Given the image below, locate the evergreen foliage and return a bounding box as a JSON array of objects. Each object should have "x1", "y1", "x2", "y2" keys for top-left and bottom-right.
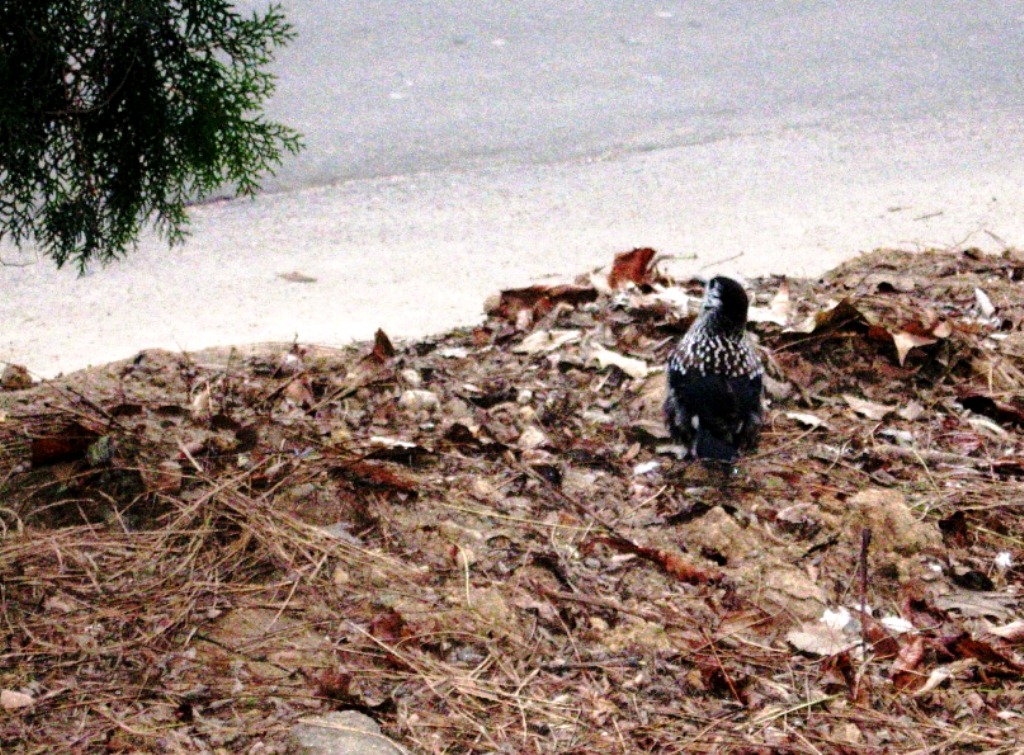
[{"x1": 0, "y1": 0, "x2": 302, "y2": 270}]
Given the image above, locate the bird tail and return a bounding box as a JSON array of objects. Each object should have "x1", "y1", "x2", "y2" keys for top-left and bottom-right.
[{"x1": 694, "y1": 427, "x2": 739, "y2": 461}]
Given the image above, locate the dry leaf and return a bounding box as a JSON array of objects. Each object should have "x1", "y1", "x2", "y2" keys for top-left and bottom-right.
[
  {"x1": 986, "y1": 620, "x2": 1024, "y2": 643},
  {"x1": 786, "y1": 299, "x2": 866, "y2": 334},
  {"x1": 485, "y1": 284, "x2": 597, "y2": 321},
  {"x1": 897, "y1": 401, "x2": 926, "y2": 421},
  {"x1": 842, "y1": 394, "x2": 896, "y2": 421},
  {"x1": 517, "y1": 426, "x2": 549, "y2": 450},
  {"x1": 371, "y1": 328, "x2": 395, "y2": 361},
  {"x1": 513, "y1": 329, "x2": 581, "y2": 354},
  {"x1": 913, "y1": 659, "x2": 977, "y2": 697},
  {"x1": 890, "y1": 635, "x2": 925, "y2": 677},
  {"x1": 30, "y1": 422, "x2": 101, "y2": 467},
  {"x1": 934, "y1": 591, "x2": 1017, "y2": 621},
  {"x1": 786, "y1": 623, "x2": 856, "y2": 657},
  {"x1": 748, "y1": 279, "x2": 791, "y2": 325},
  {"x1": 974, "y1": 287, "x2": 996, "y2": 317},
  {"x1": 607, "y1": 247, "x2": 656, "y2": 289},
  {"x1": 283, "y1": 378, "x2": 316, "y2": 408},
  {"x1": 784, "y1": 411, "x2": 830, "y2": 429},
  {"x1": 891, "y1": 330, "x2": 939, "y2": 365},
  {"x1": 588, "y1": 345, "x2": 648, "y2": 379},
  {"x1": 191, "y1": 384, "x2": 213, "y2": 418}
]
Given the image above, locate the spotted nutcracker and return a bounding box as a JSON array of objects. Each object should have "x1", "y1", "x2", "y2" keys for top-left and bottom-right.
[{"x1": 664, "y1": 276, "x2": 764, "y2": 461}]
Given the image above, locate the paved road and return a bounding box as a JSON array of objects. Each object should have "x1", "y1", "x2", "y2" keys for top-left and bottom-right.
[{"x1": 4, "y1": 1, "x2": 1024, "y2": 376}]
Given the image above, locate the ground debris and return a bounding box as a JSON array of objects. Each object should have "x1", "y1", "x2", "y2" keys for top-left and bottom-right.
[{"x1": 2, "y1": 247, "x2": 1023, "y2": 752}]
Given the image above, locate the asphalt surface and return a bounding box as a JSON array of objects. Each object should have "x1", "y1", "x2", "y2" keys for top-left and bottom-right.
[{"x1": 3, "y1": 1, "x2": 1024, "y2": 377}]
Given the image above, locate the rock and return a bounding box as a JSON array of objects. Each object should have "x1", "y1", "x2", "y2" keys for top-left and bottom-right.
[
  {"x1": 1, "y1": 689, "x2": 35, "y2": 711},
  {"x1": 290, "y1": 711, "x2": 405, "y2": 755}
]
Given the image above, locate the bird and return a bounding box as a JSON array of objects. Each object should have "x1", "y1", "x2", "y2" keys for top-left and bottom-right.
[{"x1": 664, "y1": 276, "x2": 764, "y2": 461}]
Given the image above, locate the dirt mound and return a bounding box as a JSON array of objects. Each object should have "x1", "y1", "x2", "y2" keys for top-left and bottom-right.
[{"x1": 2, "y1": 247, "x2": 1023, "y2": 752}]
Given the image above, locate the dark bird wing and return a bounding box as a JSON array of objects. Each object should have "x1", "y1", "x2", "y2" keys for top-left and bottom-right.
[{"x1": 664, "y1": 362, "x2": 763, "y2": 461}]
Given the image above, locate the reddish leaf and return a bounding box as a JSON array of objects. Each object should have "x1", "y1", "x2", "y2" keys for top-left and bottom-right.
[
  {"x1": 607, "y1": 247, "x2": 657, "y2": 289},
  {"x1": 859, "y1": 612, "x2": 900, "y2": 659},
  {"x1": 30, "y1": 422, "x2": 100, "y2": 467},
  {"x1": 949, "y1": 634, "x2": 1024, "y2": 673},
  {"x1": 890, "y1": 635, "x2": 926, "y2": 678},
  {"x1": 938, "y1": 510, "x2": 970, "y2": 547},
  {"x1": 332, "y1": 461, "x2": 419, "y2": 494},
  {"x1": 370, "y1": 608, "x2": 407, "y2": 645},
  {"x1": 370, "y1": 328, "x2": 395, "y2": 362},
  {"x1": 822, "y1": 650, "x2": 870, "y2": 703}
]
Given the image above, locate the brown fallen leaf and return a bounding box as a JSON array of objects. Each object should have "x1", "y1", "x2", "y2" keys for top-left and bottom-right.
[
  {"x1": 588, "y1": 344, "x2": 649, "y2": 379},
  {"x1": 786, "y1": 299, "x2": 867, "y2": 335},
  {"x1": 607, "y1": 247, "x2": 657, "y2": 289},
  {"x1": 891, "y1": 330, "x2": 939, "y2": 366},
  {"x1": 890, "y1": 635, "x2": 926, "y2": 679},
  {"x1": 332, "y1": 460, "x2": 419, "y2": 494},
  {"x1": 842, "y1": 394, "x2": 896, "y2": 421},
  {"x1": 485, "y1": 284, "x2": 597, "y2": 323},
  {"x1": 283, "y1": 377, "x2": 316, "y2": 408},
  {"x1": 985, "y1": 620, "x2": 1024, "y2": 643},
  {"x1": 786, "y1": 620, "x2": 857, "y2": 657},
  {"x1": 513, "y1": 329, "x2": 581, "y2": 354},
  {"x1": 30, "y1": 421, "x2": 100, "y2": 467},
  {"x1": 371, "y1": 328, "x2": 395, "y2": 362},
  {"x1": 948, "y1": 633, "x2": 1024, "y2": 673}
]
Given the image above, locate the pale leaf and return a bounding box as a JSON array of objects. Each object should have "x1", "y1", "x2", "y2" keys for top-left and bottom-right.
[
  {"x1": 842, "y1": 394, "x2": 896, "y2": 421},
  {"x1": 975, "y1": 287, "x2": 996, "y2": 317},
  {"x1": 513, "y1": 329, "x2": 581, "y2": 354},
  {"x1": 891, "y1": 330, "x2": 938, "y2": 365},
  {"x1": 786, "y1": 623, "x2": 856, "y2": 657},
  {"x1": 986, "y1": 619, "x2": 1024, "y2": 642},
  {"x1": 784, "y1": 411, "x2": 830, "y2": 429},
  {"x1": 588, "y1": 345, "x2": 649, "y2": 379}
]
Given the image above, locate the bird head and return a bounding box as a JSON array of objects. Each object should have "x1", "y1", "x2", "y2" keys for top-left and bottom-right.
[{"x1": 700, "y1": 276, "x2": 749, "y2": 331}]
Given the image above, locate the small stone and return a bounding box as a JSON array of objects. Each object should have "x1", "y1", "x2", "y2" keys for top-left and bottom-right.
[
  {"x1": 291, "y1": 710, "x2": 404, "y2": 755},
  {"x1": 1, "y1": 690, "x2": 35, "y2": 711}
]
